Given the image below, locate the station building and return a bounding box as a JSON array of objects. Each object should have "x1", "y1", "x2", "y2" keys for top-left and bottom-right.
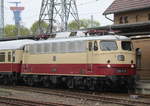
[{"x1": 103, "y1": 0, "x2": 150, "y2": 94}]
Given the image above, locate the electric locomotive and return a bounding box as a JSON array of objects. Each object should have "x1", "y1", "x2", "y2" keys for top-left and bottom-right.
[
  {"x1": 20, "y1": 32, "x2": 136, "y2": 91},
  {"x1": 0, "y1": 31, "x2": 136, "y2": 91}
]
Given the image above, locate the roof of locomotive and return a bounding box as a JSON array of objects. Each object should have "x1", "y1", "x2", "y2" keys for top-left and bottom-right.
[
  {"x1": 0, "y1": 35, "x2": 130, "y2": 50},
  {"x1": 0, "y1": 39, "x2": 36, "y2": 50},
  {"x1": 33, "y1": 35, "x2": 130, "y2": 44}
]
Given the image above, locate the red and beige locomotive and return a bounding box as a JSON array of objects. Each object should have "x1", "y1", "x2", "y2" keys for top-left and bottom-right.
[{"x1": 0, "y1": 31, "x2": 136, "y2": 91}]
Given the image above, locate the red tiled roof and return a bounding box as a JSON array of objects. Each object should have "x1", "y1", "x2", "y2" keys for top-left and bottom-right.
[{"x1": 103, "y1": 0, "x2": 150, "y2": 15}]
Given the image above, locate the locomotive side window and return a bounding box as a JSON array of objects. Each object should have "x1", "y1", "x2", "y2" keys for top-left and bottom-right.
[
  {"x1": 0, "y1": 52, "x2": 5, "y2": 62},
  {"x1": 77, "y1": 41, "x2": 86, "y2": 52},
  {"x1": 29, "y1": 45, "x2": 36, "y2": 54},
  {"x1": 28, "y1": 41, "x2": 86, "y2": 54},
  {"x1": 24, "y1": 45, "x2": 29, "y2": 53},
  {"x1": 44, "y1": 43, "x2": 50, "y2": 53},
  {"x1": 88, "y1": 42, "x2": 93, "y2": 51},
  {"x1": 52, "y1": 43, "x2": 57, "y2": 53},
  {"x1": 60, "y1": 42, "x2": 66, "y2": 53},
  {"x1": 100, "y1": 41, "x2": 117, "y2": 51},
  {"x1": 36, "y1": 44, "x2": 42, "y2": 53},
  {"x1": 68, "y1": 42, "x2": 75, "y2": 52},
  {"x1": 121, "y1": 41, "x2": 132, "y2": 51},
  {"x1": 94, "y1": 41, "x2": 98, "y2": 51}
]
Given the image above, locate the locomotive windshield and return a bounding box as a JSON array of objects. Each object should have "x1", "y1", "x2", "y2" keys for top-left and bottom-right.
[
  {"x1": 100, "y1": 41, "x2": 118, "y2": 51},
  {"x1": 121, "y1": 41, "x2": 132, "y2": 51}
]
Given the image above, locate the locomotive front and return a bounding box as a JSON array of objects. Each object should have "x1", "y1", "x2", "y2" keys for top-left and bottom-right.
[{"x1": 91, "y1": 36, "x2": 136, "y2": 91}]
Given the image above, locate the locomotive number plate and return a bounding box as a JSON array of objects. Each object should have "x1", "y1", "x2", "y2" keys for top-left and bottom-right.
[{"x1": 116, "y1": 69, "x2": 127, "y2": 73}]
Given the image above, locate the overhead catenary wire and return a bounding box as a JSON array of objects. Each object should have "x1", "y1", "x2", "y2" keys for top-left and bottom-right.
[{"x1": 77, "y1": 0, "x2": 100, "y2": 6}]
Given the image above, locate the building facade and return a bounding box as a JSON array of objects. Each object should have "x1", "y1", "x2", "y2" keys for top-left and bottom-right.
[
  {"x1": 103, "y1": 0, "x2": 150, "y2": 80},
  {"x1": 103, "y1": 0, "x2": 150, "y2": 25},
  {"x1": 114, "y1": 9, "x2": 150, "y2": 24}
]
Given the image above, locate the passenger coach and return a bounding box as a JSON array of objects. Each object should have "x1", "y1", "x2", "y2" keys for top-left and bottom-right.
[{"x1": 0, "y1": 40, "x2": 35, "y2": 84}]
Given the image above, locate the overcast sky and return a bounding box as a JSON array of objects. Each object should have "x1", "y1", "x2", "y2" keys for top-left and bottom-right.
[{"x1": 4, "y1": 0, "x2": 114, "y2": 28}]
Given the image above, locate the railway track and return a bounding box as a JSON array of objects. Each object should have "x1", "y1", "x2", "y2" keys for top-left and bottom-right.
[
  {"x1": 1, "y1": 85, "x2": 150, "y2": 106},
  {"x1": 0, "y1": 96, "x2": 73, "y2": 106}
]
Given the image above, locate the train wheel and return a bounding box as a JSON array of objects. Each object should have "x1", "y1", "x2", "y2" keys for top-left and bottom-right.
[
  {"x1": 89, "y1": 80, "x2": 95, "y2": 90},
  {"x1": 67, "y1": 78, "x2": 74, "y2": 89},
  {"x1": 86, "y1": 78, "x2": 92, "y2": 90},
  {"x1": 43, "y1": 80, "x2": 50, "y2": 88},
  {"x1": 3, "y1": 75, "x2": 10, "y2": 85},
  {"x1": 28, "y1": 78, "x2": 34, "y2": 86}
]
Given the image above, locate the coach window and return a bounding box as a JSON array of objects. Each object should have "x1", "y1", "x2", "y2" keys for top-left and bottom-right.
[
  {"x1": 12, "y1": 51, "x2": 15, "y2": 62},
  {"x1": 8, "y1": 52, "x2": 11, "y2": 62},
  {"x1": 94, "y1": 41, "x2": 98, "y2": 51},
  {"x1": 88, "y1": 42, "x2": 93, "y2": 51},
  {"x1": 0, "y1": 52, "x2": 5, "y2": 62}
]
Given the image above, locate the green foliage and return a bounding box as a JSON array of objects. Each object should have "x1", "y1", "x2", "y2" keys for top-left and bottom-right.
[
  {"x1": 5, "y1": 25, "x2": 16, "y2": 37},
  {"x1": 4, "y1": 25, "x2": 30, "y2": 37},
  {"x1": 19, "y1": 26, "x2": 30, "y2": 36},
  {"x1": 68, "y1": 19, "x2": 100, "y2": 30},
  {"x1": 30, "y1": 21, "x2": 48, "y2": 35}
]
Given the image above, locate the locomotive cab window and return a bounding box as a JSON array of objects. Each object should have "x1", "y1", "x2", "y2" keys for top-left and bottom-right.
[
  {"x1": 94, "y1": 41, "x2": 98, "y2": 51},
  {"x1": 100, "y1": 41, "x2": 117, "y2": 51},
  {"x1": 88, "y1": 42, "x2": 93, "y2": 51},
  {"x1": 121, "y1": 41, "x2": 132, "y2": 51}
]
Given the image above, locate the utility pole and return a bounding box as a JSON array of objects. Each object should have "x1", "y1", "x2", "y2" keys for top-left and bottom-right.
[
  {"x1": 91, "y1": 15, "x2": 94, "y2": 27},
  {"x1": 39, "y1": 0, "x2": 79, "y2": 34},
  {"x1": 0, "y1": 0, "x2": 4, "y2": 38}
]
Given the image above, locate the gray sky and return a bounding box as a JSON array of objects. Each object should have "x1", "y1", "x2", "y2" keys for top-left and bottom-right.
[{"x1": 4, "y1": 0, "x2": 114, "y2": 28}]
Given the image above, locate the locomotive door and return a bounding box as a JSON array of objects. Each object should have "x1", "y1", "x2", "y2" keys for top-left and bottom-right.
[
  {"x1": 87, "y1": 41, "x2": 93, "y2": 72},
  {"x1": 11, "y1": 51, "x2": 16, "y2": 73}
]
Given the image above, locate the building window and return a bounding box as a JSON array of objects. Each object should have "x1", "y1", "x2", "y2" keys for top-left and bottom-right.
[
  {"x1": 119, "y1": 16, "x2": 128, "y2": 24},
  {"x1": 0, "y1": 52, "x2": 5, "y2": 62},
  {"x1": 136, "y1": 15, "x2": 139, "y2": 22},
  {"x1": 124, "y1": 16, "x2": 128, "y2": 23},
  {"x1": 148, "y1": 14, "x2": 150, "y2": 20},
  {"x1": 119, "y1": 16, "x2": 123, "y2": 24}
]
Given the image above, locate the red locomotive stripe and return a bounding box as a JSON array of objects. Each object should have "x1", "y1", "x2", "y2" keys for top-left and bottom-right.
[
  {"x1": 0, "y1": 63, "x2": 136, "y2": 76},
  {"x1": 21, "y1": 64, "x2": 136, "y2": 76},
  {"x1": 0, "y1": 63, "x2": 21, "y2": 73}
]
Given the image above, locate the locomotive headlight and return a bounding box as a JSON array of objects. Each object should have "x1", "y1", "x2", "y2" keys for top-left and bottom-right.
[
  {"x1": 117, "y1": 55, "x2": 125, "y2": 61},
  {"x1": 107, "y1": 64, "x2": 111, "y2": 68},
  {"x1": 131, "y1": 65, "x2": 134, "y2": 68}
]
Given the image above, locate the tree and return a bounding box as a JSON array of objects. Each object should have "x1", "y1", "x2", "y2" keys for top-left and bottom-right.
[
  {"x1": 68, "y1": 19, "x2": 100, "y2": 30},
  {"x1": 4, "y1": 25, "x2": 30, "y2": 37},
  {"x1": 30, "y1": 21, "x2": 48, "y2": 35},
  {"x1": 19, "y1": 26, "x2": 30, "y2": 36}
]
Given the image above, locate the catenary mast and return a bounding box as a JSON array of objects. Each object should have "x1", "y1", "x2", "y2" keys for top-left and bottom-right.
[{"x1": 39, "y1": 0, "x2": 79, "y2": 34}]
